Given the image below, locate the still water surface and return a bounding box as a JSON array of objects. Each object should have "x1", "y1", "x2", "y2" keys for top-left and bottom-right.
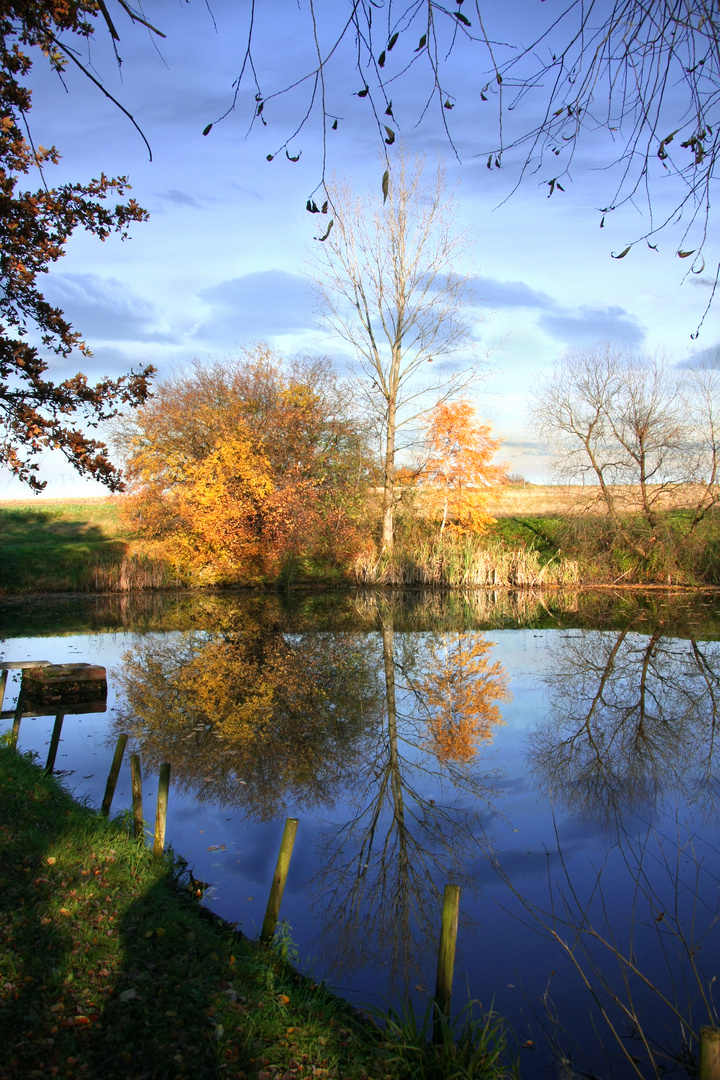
[{"x1": 2, "y1": 588, "x2": 719, "y2": 1078}]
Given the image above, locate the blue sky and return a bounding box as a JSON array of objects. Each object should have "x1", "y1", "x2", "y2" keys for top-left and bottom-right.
[{"x1": 3, "y1": 0, "x2": 718, "y2": 496}]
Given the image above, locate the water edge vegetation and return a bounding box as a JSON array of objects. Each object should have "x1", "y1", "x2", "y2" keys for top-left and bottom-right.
[{"x1": 3, "y1": 485, "x2": 720, "y2": 595}]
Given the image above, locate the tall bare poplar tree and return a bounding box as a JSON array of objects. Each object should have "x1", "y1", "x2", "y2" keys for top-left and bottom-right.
[{"x1": 312, "y1": 151, "x2": 481, "y2": 551}]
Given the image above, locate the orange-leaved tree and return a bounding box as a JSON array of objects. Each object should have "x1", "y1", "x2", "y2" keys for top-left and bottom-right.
[
  {"x1": 170, "y1": 433, "x2": 275, "y2": 582},
  {"x1": 422, "y1": 400, "x2": 508, "y2": 536},
  {"x1": 416, "y1": 633, "x2": 510, "y2": 764},
  {"x1": 116, "y1": 346, "x2": 374, "y2": 582}
]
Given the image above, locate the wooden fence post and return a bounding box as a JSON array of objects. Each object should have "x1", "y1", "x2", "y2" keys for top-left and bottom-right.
[
  {"x1": 153, "y1": 763, "x2": 171, "y2": 857},
  {"x1": 700, "y1": 1027, "x2": 720, "y2": 1080},
  {"x1": 433, "y1": 883, "x2": 461, "y2": 1044},
  {"x1": 101, "y1": 733, "x2": 128, "y2": 816},
  {"x1": 44, "y1": 712, "x2": 66, "y2": 773},
  {"x1": 261, "y1": 817, "x2": 299, "y2": 943},
  {"x1": 130, "y1": 754, "x2": 144, "y2": 840},
  {"x1": 10, "y1": 689, "x2": 24, "y2": 748}
]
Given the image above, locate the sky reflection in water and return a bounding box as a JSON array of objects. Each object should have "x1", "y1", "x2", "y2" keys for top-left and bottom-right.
[{"x1": 2, "y1": 590, "x2": 719, "y2": 1079}]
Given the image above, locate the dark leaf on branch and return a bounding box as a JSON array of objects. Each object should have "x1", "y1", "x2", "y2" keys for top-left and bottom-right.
[
  {"x1": 384, "y1": 126, "x2": 395, "y2": 145},
  {"x1": 387, "y1": 32, "x2": 399, "y2": 51},
  {"x1": 203, "y1": 123, "x2": 213, "y2": 136},
  {"x1": 317, "y1": 219, "x2": 334, "y2": 242},
  {"x1": 657, "y1": 130, "x2": 679, "y2": 159},
  {"x1": 378, "y1": 50, "x2": 386, "y2": 68},
  {"x1": 382, "y1": 169, "x2": 389, "y2": 202},
  {"x1": 286, "y1": 149, "x2": 302, "y2": 162},
  {"x1": 415, "y1": 34, "x2": 426, "y2": 51},
  {"x1": 612, "y1": 246, "x2": 633, "y2": 259}
]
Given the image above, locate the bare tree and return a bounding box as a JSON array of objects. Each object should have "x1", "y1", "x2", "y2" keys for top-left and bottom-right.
[
  {"x1": 530, "y1": 342, "x2": 720, "y2": 551},
  {"x1": 680, "y1": 362, "x2": 720, "y2": 529},
  {"x1": 606, "y1": 356, "x2": 685, "y2": 529},
  {"x1": 529, "y1": 342, "x2": 629, "y2": 532},
  {"x1": 311, "y1": 150, "x2": 482, "y2": 551}
]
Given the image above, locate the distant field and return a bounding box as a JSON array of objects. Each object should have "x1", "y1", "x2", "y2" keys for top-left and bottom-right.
[{"x1": 485, "y1": 483, "x2": 717, "y2": 518}]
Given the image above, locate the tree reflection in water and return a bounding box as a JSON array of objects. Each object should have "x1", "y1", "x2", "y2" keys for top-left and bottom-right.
[
  {"x1": 310, "y1": 605, "x2": 509, "y2": 988},
  {"x1": 113, "y1": 624, "x2": 384, "y2": 818},
  {"x1": 494, "y1": 619, "x2": 720, "y2": 1076},
  {"x1": 113, "y1": 605, "x2": 510, "y2": 988},
  {"x1": 528, "y1": 626, "x2": 720, "y2": 827}
]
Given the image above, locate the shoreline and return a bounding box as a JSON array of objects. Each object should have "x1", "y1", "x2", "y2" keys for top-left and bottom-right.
[{"x1": 1, "y1": 743, "x2": 515, "y2": 1080}]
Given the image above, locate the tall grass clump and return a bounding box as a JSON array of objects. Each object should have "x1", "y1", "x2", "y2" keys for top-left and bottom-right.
[
  {"x1": 90, "y1": 552, "x2": 180, "y2": 592},
  {"x1": 379, "y1": 998, "x2": 517, "y2": 1080},
  {"x1": 355, "y1": 533, "x2": 580, "y2": 588}
]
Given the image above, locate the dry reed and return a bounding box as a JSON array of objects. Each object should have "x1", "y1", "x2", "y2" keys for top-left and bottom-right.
[
  {"x1": 354, "y1": 537, "x2": 580, "y2": 588},
  {"x1": 91, "y1": 554, "x2": 174, "y2": 592}
]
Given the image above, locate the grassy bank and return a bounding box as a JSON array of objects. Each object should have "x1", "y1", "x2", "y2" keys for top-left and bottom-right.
[
  {"x1": 3, "y1": 491, "x2": 720, "y2": 592},
  {"x1": 0, "y1": 742, "x2": 514, "y2": 1080},
  {"x1": 0, "y1": 500, "x2": 178, "y2": 594},
  {"x1": 0, "y1": 500, "x2": 130, "y2": 593}
]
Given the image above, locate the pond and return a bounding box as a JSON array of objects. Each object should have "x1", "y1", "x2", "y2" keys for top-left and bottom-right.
[{"x1": 2, "y1": 587, "x2": 719, "y2": 1079}]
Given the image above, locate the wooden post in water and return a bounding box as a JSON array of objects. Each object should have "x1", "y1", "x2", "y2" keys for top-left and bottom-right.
[
  {"x1": 44, "y1": 712, "x2": 66, "y2": 773},
  {"x1": 130, "y1": 754, "x2": 144, "y2": 840},
  {"x1": 101, "y1": 733, "x2": 128, "y2": 816},
  {"x1": 10, "y1": 689, "x2": 24, "y2": 748},
  {"x1": 0, "y1": 669, "x2": 8, "y2": 712},
  {"x1": 261, "y1": 817, "x2": 299, "y2": 943},
  {"x1": 700, "y1": 1027, "x2": 720, "y2": 1080},
  {"x1": 433, "y1": 883, "x2": 461, "y2": 1044},
  {"x1": 153, "y1": 763, "x2": 171, "y2": 857}
]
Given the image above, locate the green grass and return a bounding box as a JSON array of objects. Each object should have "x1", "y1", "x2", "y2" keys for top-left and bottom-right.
[
  {"x1": 0, "y1": 501, "x2": 130, "y2": 593},
  {"x1": 0, "y1": 742, "x2": 516, "y2": 1080},
  {"x1": 485, "y1": 516, "x2": 563, "y2": 559},
  {"x1": 380, "y1": 999, "x2": 516, "y2": 1080}
]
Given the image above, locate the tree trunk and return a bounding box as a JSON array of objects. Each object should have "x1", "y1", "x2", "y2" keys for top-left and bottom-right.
[{"x1": 381, "y1": 396, "x2": 397, "y2": 552}]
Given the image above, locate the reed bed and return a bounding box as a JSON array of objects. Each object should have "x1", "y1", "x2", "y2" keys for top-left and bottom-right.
[
  {"x1": 91, "y1": 553, "x2": 177, "y2": 592},
  {"x1": 354, "y1": 537, "x2": 580, "y2": 588}
]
